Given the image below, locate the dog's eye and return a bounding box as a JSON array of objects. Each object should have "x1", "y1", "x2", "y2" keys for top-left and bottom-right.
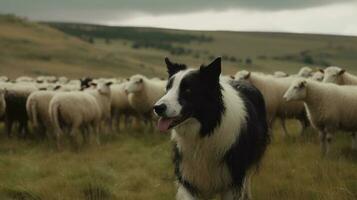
[{"x1": 184, "y1": 88, "x2": 191, "y2": 94}]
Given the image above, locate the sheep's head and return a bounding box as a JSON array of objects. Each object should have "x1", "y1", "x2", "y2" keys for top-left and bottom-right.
[
  {"x1": 125, "y1": 75, "x2": 145, "y2": 93},
  {"x1": 298, "y1": 66, "x2": 313, "y2": 78},
  {"x1": 234, "y1": 70, "x2": 251, "y2": 81},
  {"x1": 311, "y1": 70, "x2": 324, "y2": 82},
  {"x1": 283, "y1": 80, "x2": 307, "y2": 101},
  {"x1": 96, "y1": 82, "x2": 112, "y2": 95},
  {"x1": 323, "y1": 66, "x2": 345, "y2": 84}
]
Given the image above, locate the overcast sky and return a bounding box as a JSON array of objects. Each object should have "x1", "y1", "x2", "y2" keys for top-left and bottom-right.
[{"x1": 1, "y1": 0, "x2": 357, "y2": 36}]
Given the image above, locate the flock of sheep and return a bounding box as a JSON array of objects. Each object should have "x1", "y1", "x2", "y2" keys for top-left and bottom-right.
[
  {"x1": 235, "y1": 66, "x2": 357, "y2": 156},
  {"x1": 0, "y1": 75, "x2": 166, "y2": 149},
  {"x1": 0, "y1": 65, "x2": 356, "y2": 155}
]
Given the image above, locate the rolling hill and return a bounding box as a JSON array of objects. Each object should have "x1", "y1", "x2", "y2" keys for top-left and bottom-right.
[{"x1": 1, "y1": 14, "x2": 357, "y2": 79}]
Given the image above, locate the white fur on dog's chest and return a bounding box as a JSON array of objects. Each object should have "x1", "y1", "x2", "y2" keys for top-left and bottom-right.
[{"x1": 179, "y1": 144, "x2": 232, "y2": 196}]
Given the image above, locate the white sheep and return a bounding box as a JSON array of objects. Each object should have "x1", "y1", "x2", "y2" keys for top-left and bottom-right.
[
  {"x1": 235, "y1": 70, "x2": 309, "y2": 136},
  {"x1": 26, "y1": 90, "x2": 57, "y2": 139},
  {"x1": 16, "y1": 76, "x2": 34, "y2": 83},
  {"x1": 58, "y1": 76, "x2": 69, "y2": 84},
  {"x1": 125, "y1": 74, "x2": 166, "y2": 125},
  {"x1": 86, "y1": 82, "x2": 113, "y2": 131},
  {"x1": 49, "y1": 82, "x2": 111, "y2": 148},
  {"x1": 323, "y1": 66, "x2": 357, "y2": 85},
  {"x1": 310, "y1": 70, "x2": 324, "y2": 82},
  {"x1": 274, "y1": 71, "x2": 289, "y2": 78},
  {"x1": 283, "y1": 80, "x2": 357, "y2": 155},
  {"x1": 0, "y1": 76, "x2": 9, "y2": 82},
  {"x1": 110, "y1": 82, "x2": 137, "y2": 131},
  {"x1": 297, "y1": 66, "x2": 313, "y2": 78}
]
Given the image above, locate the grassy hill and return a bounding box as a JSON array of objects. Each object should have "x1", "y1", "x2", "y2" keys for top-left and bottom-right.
[
  {"x1": 1, "y1": 15, "x2": 357, "y2": 79},
  {"x1": 46, "y1": 22, "x2": 357, "y2": 76},
  {"x1": 0, "y1": 15, "x2": 160, "y2": 78}
]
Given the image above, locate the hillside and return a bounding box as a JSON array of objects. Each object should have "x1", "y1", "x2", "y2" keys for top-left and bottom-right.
[
  {"x1": 1, "y1": 15, "x2": 357, "y2": 79},
  {"x1": 0, "y1": 15, "x2": 157, "y2": 78},
  {"x1": 47, "y1": 22, "x2": 357, "y2": 76}
]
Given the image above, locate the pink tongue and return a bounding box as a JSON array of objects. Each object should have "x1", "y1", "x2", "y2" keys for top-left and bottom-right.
[{"x1": 157, "y1": 117, "x2": 174, "y2": 132}]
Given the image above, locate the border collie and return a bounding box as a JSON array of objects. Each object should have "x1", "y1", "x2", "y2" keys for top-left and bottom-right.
[{"x1": 154, "y1": 57, "x2": 269, "y2": 200}]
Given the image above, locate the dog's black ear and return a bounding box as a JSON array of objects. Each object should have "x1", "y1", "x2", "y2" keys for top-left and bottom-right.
[
  {"x1": 200, "y1": 57, "x2": 221, "y2": 82},
  {"x1": 165, "y1": 57, "x2": 186, "y2": 77}
]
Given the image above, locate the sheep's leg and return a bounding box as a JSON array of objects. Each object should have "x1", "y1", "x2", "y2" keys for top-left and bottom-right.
[
  {"x1": 23, "y1": 122, "x2": 30, "y2": 139},
  {"x1": 81, "y1": 126, "x2": 89, "y2": 145},
  {"x1": 116, "y1": 113, "x2": 121, "y2": 132},
  {"x1": 68, "y1": 124, "x2": 80, "y2": 151},
  {"x1": 320, "y1": 131, "x2": 332, "y2": 156},
  {"x1": 38, "y1": 124, "x2": 47, "y2": 140},
  {"x1": 92, "y1": 123, "x2": 101, "y2": 145},
  {"x1": 352, "y1": 132, "x2": 357, "y2": 150},
  {"x1": 55, "y1": 130, "x2": 62, "y2": 150},
  {"x1": 124, "y1": 113, "x2": 130, "y2": 129},
  {"x1": 299, "y1": 116, "x2": 309, "y2": 136},
  {"x1": 319, "y1": 131, "x2": 327, "y2": 156},
  {"x1": 5, "y1": 119, "x2": 13, "y2": 138},
  {"x1": 18, "y1": 121, "x2": 27, "y2": 139},
  {"x1": 279, "y1": 118, "x2": 289, "y2": 136}
]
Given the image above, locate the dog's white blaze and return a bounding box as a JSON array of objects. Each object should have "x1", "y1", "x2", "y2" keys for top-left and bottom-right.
[
  {"x1": 155, "y1": 69, "x2": 194, "y2": 117},
  {"x1": 172, "y1": 79, "x2": 247, "y2": 198},
  {"x1": 176, "y1": 185, "x2": 196, "y2": 200}
]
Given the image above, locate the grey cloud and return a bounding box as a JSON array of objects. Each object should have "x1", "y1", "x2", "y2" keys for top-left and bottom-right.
[{"x1": 0, "y1": 0, "x2": 353, "y2": 23}]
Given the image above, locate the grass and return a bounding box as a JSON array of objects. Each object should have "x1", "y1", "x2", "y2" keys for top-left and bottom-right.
[
  {"x1": 2, "y1": 15, "x2": 357, "y2": 79},
  {"x1": 0, "y1": 121, "x2": 355, "y2": 200}
]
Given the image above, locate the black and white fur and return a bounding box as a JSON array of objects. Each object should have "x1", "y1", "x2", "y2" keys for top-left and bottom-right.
[{"x1": 154, "y1": 57, "x2": 269, "y2": 200}]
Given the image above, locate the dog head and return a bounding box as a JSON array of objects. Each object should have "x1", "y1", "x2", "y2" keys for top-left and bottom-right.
[{"x1": 154, "y1": 57, "x2": 224, "y2": 135}]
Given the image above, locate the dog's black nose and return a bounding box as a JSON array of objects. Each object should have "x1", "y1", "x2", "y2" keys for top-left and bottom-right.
[{"x1": 154, "y1": 104, "x2": 167, "y2": 116}]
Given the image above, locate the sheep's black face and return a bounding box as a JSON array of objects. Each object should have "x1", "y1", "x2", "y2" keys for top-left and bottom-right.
[{"x1": 154, "y1": 57, "x2": 225, "y2": 136}]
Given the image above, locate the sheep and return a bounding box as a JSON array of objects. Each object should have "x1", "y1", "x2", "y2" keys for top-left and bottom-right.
[
  {"x1": 37, "y1": 76, "x2": 57, "y2": 83},
  {"x1": 110, "y1": 81, "x2": 137, "y2": 131},
  {"x1": 16, "y1": 76, "x2": 34, "y2": 83},
  {"x1": 49, "y1": 82, "x2": 111, "y2": 148},
  {"x1": 297, "y1": 66, "x2": 313, "y2": 78},
  {"x1": 125, "y1": 74, "x2": 166, "y2": 126},
  {"x1": 58, "y1": 76, "x2": 69, "y2": 84},
  {"x1": 26, "y1": 90, "x2": 57, "y2": 139},
  {"x1": 323, "y1": 66, "x2": 357, "y2": 85},
  {"x1": 283, "y1": 80, "x2": 357, "y2": 155},
  {"x1": 86, "y1": 82, "x2": 113, "y2": 132},
  {"x1": 274, "y1": 71, "x2": 289, "y2": 78},
  {"x1": 56, "y1": 83, "x2": 80, "y2": 91},
  {"x1": 3, "y1": 84, "x2": 37, "y2": 137},
  {"x1": 310, "y1": 70, "x2": 324, "y2": 82},
  {"x1": 0, "y1": 76, "x2": 9, "y2": 82},
  {"x1": 235, "y1": 70, "x2": 309, "y2": 136}
]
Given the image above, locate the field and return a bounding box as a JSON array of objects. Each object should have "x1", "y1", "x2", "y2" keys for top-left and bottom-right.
[
  {"x1": 0, "y1": 122, "x2": 356, "y2": 200},
  {"x1": 0, "y1": 14, "x2": 356, "y2": 200}
]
